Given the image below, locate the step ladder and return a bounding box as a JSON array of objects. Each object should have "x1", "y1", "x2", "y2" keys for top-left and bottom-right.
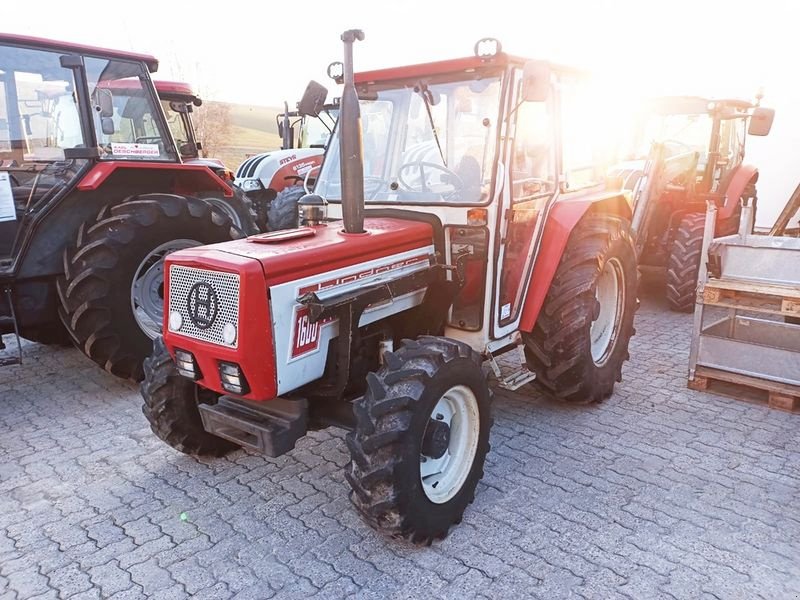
[
  {"x1": 0, "y1": 286, "x2": 21, "y2": 367},
  {"x1": 486, "y1": 344, "x2": 536, "y2": 391}
]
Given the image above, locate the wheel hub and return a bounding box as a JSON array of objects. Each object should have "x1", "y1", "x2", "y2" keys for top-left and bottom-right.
[
  {"x1": 131, "y1": 239, "x2": 202, "y2": 340},
  {"x1": 419, "y1": 385, "x2": 480, "y2": 504},
  {"x1": 590, "y1": 257, "x2": 625, "y2": 366},
  {"x1": 421, "y1": 419, "x2": 451, "y2": 459}
]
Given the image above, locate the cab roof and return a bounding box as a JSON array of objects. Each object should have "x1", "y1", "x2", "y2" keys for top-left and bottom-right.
[
  {"x1": 354, "y1": 53, "x2": 585, "y2": 84},
  {"x1": 0, "y1": 33, "x2": 159, "y2": 72}
]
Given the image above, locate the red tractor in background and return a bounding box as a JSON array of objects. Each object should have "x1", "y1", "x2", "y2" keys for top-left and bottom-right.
[
  {"x1": 235, "y1": 85, "x2": 338, "y2": 231},
  {"x1": 154, "y1": 80, "x2": 235, "y2": 180},
  {"x1": 142, "y1": 32, "x2": 639, "y2": 543},
  {"x1": 0, "y1": 33, "x2": 256, "y2": 377},
  {"x1": 612, "y1": 96, "x2": 773, "y2": 311}
]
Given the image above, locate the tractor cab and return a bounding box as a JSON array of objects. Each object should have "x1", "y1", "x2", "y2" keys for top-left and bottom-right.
[
  {"x1": 313, "y1": 43, "x2": 612, "y2": 347},
  {"x1": 0, "y1": 36, "x2": 178, "y2": 262}
]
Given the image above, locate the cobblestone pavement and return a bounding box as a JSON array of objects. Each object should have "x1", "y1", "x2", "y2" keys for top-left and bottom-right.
[{"x1": 1, "y1": 280, "x2": 799, "y2": 600}]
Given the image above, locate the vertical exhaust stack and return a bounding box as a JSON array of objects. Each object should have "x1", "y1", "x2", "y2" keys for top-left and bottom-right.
[{"x1": 339, "y1": 29, "x2": 365, "y2": 234}]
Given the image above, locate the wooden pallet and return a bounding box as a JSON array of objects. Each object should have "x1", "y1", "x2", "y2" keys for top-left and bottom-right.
[
  {"x1": 688, "y1": 366, "x2": 800, "y2": 413},
  {"x1": 702, "y1": 279, "x2": 800, "y2": 317}
]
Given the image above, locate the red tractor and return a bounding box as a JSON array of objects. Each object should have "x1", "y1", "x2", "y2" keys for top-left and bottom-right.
[
  {"x1": 142, "y1": 32, "x2": 639, "y2": 543},
  {"x1": 154, "y1": 80, "x2": 235, "y2": 180},
  {"x1": 0, "y1": 34, "x2": 256, "y2": 377},
  {"x1": 613, "y1": 96, "x2": 774, "y2": 311}
]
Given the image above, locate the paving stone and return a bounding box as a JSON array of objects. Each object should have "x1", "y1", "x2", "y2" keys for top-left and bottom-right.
[{"x1": 2, "y1": 282, "x2": 799, "y2": 599}]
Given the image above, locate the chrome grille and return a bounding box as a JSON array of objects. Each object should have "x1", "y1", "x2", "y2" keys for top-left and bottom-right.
[{"x1": 168, "y1": 265, "x2": 240, "y2": 347}]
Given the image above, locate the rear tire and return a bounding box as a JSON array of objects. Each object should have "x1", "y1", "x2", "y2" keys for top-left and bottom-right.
[
  {"x1": 666, "y1": 213, "x2": 705, "y2": 312},
  {"x1": 57, "y1": 194, "x2": 242, "y2": 380},
  {"x1": 522, "y1": 214, "x2": 638, "y2": 404},
  {"x1": 345, "y1": 336, "x2": 492, "y2": 544},
  {"x1": 141, "y1": 337, "x2": 237, "y2": 457},
  {"x1": 268, "y1": 185, "x2": 304, "y2": 231},
  {"x1": 197, "y1": 187, "x2": 260, "y2": 235}
]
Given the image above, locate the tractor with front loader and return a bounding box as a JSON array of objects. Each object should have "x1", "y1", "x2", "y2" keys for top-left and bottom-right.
[
  {"x1": 613, "y1": 96, "x2": 773, "y2": 311},
  {"x1": 142, "y1": 32, "x2": 639, "y2": 543},
  {"x1": 0, "y1": 34, "x2": 256, "y2": 377}
]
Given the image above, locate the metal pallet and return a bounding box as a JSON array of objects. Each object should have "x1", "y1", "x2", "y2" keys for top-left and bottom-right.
[{"x1": 688, "y1": 198, "x2": 800, "y2": 409}]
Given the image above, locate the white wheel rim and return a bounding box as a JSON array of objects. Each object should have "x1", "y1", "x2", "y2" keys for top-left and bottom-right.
[
  {"x1": 420, "y1": 384, "x2": 480, "y2": 504},
  {"x1": 131, "y1": 239, "x2": 201, "y2": 339},
  {"x1": 590, "y1": 257, "x2": 625, "y2": 366}
]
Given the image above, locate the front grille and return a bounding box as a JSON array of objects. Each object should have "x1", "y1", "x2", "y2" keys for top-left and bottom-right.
[{"x1": 168, "y1": 265, "x2": 240, "y2": 347}]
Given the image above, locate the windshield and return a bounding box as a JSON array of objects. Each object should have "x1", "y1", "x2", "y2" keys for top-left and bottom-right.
[
  {"x1": 160, "y1": 98, "x2": 196, "y2": 158},
  {"x1": 299, "y1": 109, "x2": 337, "y2": 148},
  {"x1": 85, "y1": 58, "x2": 176, "y2": 162},
  {"x1": 0, "y1": 45, "x2": 85, "y2": 161},
  {"x1": 315, "y1": 75, "x2": 502, "y2": 204},
  {"x1": 629, "y1": 112, "x2": 713, "y2": 160}
]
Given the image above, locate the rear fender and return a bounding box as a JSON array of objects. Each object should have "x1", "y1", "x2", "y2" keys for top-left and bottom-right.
[
  {"x1": 718, "y1": 164, "x2": 758, "y2": 221},
  {"x1": 518, "y1": 191, "x2": 630, "y2": 332},
  {"x1": 77, "y1": 162, "x2": 234, "y2": 197}
]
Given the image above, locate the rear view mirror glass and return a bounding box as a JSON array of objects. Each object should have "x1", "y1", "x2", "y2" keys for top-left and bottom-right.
[
  {"x1": 522, "y1": 61, "x2": 552, "y2": 102},
  {"x1": 748, "y1": 107, "x2": 775, "y2": 136},
  {"x1": 96, "y1": 89, "x2": 114, "y2": 118},
  {"x1": 101, "y1": 116, "x2": 115, "y2": 135},
  {"x1": 298, "y1": 80, "x2": 328, "y2": 117}
]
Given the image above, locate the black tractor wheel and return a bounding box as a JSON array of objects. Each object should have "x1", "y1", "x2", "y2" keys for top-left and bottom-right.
[
  {"x1": 57, "y1": 194, "x2": 242, "y2": 380},
  {"x1": 268, "y1": 185, "x2": 305, "y2": 231},
  {"x1": 141, "y1": 336, "x2": 238, "y2": 457},
  {"x1": 522, "y1": 214, "x2": 638, "y2": 404},
  {"x1": 196, "y1": 187, "x2": 260, "y2": 235},
  {"x1": 666, "y1": 213, "x2": 706, "y2": 312},
  {"x1": 345, "y1": 336, "x2": 492, "y2": 544}
]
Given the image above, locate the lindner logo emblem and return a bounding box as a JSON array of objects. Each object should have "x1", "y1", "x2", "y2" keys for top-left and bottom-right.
[{"x1": 187, "y1": 282, "x2": 219, "y2": 329}]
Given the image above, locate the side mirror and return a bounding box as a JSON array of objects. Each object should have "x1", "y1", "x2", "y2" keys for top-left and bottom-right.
[
  {"x1": 101, "y1": 116, "x2": 115, "y2": 135},
  {"x1": 522, "y1": 61, "x2": 551, "y2": 102},
  {"x1": 298, "y1": 80, "x2": 329, "y2": 117},
  {"x1": 169, "y1": 100, "x2": 188, "y2": 114},
  {"x1": 96, "y1": 89, "x2": 114, "y2": 118},
  {"x1": 748, "y1": 107, "x2": 774, "y2": 136},
  {"x1": 179, "y1": 142, "x2": 198, "y2": 157}
]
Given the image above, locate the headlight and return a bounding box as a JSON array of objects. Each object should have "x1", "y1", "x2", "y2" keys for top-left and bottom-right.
[
  {"x1": 222, "y1": 323, "x2": 237, "y2": 346},
  {"x1": 168, "y1": 311, "x2": 183, "y2": 331},
  {"x1": 240, "y1": 179, "x2": 263, "y2": 192}
]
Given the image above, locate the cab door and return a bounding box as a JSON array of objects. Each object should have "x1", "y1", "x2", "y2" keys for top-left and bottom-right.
[{"x1": 492, "y1": 76, "x2": 557, "y2": 338}]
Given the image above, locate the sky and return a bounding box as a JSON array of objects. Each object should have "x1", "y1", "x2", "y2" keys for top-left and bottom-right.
[{"x1": 5, "y1": 0, "x2": 800, "y2": 224}]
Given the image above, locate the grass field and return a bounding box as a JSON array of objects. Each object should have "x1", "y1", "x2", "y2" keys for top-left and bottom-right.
[{"x1": 214, "y1": 102, "x2": 284, "y2": 171}]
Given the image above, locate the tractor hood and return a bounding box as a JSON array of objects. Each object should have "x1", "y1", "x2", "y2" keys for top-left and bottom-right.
[{"x1": 173, "y1": 217, "x2": 434, "y2": 286}]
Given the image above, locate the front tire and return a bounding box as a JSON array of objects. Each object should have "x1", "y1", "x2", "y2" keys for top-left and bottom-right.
[
  {"x1": 345, "y1": 336, "x2": 492, "y2": 544},
  {"x1": 141, "y1": 337, "x2": 238, "y2": 457},
  {"x1": 666, "y1": 212, "x2": 705, "y2": 312},
  {"x1": 523, "y1": 214, "x2": 638, "y2": 404},
  {"x1": 268, "y1": 185, "x2": 305, "y2": 231},
  {"x1": 57, "y1": 194, "x2": 242, "y2": 380}
]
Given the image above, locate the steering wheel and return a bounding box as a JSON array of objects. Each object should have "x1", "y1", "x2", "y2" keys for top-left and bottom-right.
[
  {"x1": 135, "y1": 137, "x2": 163, "y2": 145},
  {"x1": 661, "y1": 139, "x2": 694, "y2": 156},
  {"x1": 397, "y1": 161, "x2": 464, "y2": 195}
]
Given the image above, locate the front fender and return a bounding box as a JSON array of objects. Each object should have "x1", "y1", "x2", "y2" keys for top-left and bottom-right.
[
  {"x1": 718, "y1": 164, "x2": 758, "y2": 221},
  {"x1": 518, "y1": 191, "x2": 631, "y2": 332}
]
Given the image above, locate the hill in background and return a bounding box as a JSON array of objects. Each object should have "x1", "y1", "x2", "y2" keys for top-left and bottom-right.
[{"x1": 213, "y1": 102, "x2": 284, "y2": 170}]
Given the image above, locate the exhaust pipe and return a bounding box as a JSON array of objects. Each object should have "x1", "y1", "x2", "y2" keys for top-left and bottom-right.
[{"x1": 339, "y1": 29, "x2": 365, "y2": 234}]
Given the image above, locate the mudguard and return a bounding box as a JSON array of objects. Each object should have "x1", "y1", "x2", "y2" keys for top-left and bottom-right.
[
  {"x1": 518, "y1": 191, "x2": 631, "y2": 332},
  {"x1": 719, "y1": 164, "x2": 758, "y2": 221}
]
